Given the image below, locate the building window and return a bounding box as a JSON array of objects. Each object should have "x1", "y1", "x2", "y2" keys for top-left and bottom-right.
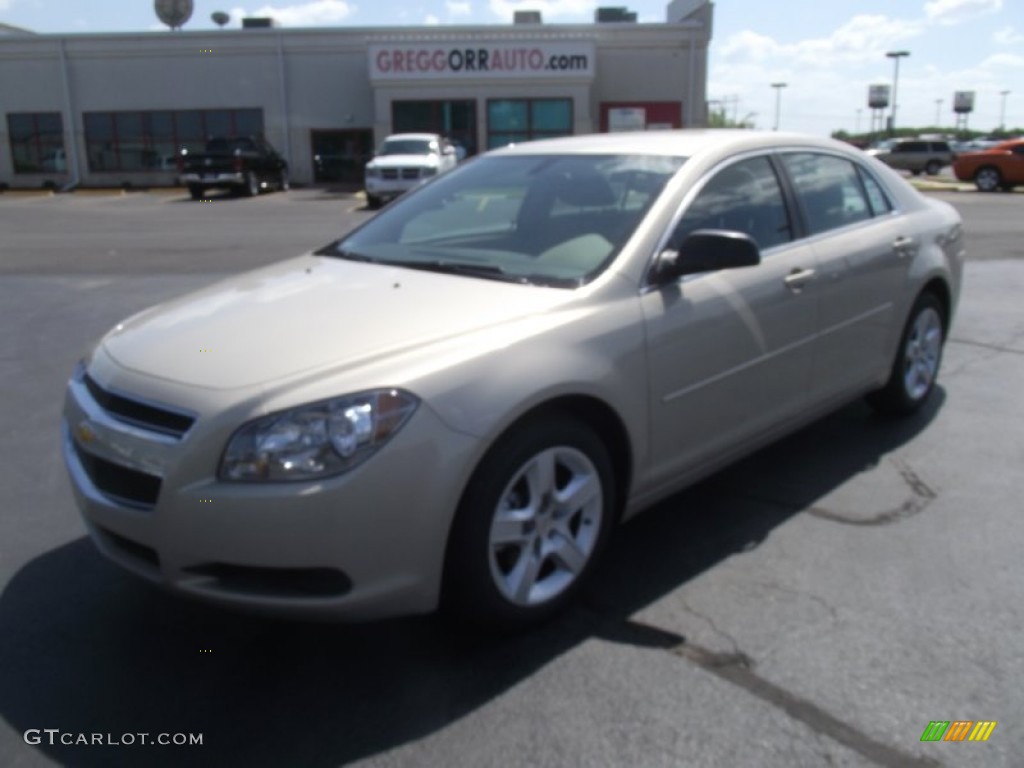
[
  {"x1": 7, "y1": 113, "x2": 65, "y2": 174},
  {"x1": 83, "y1": 109, "x2": 263, "y2": 172},
  {"x1": 486, "y1": 99, "x2": 572, "y2": 149},
  {"x1": 392, "y1": 100, "x2": 478, "y2": 157}
]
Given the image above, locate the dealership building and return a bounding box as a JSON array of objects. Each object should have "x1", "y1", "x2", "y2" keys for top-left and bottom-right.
[{"x1": 0, "y1": 1, "x2": 712, "y2": 188}]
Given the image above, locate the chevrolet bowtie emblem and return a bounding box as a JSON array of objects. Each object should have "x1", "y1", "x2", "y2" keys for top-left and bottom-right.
[{"x1": 76, "y1": 420, "x2": 98, "y2": 445}]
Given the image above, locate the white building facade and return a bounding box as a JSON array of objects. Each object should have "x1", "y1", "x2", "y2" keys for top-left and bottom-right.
[{"x1": 0, "y1": 1, "x2": 712, "y2": 188}]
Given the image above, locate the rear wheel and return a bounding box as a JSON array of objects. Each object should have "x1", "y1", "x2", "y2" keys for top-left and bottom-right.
[
  {"x1": 974, "y1": 166, "x2": 1002, "y2": 192},
  {"x1": 925, "y1": 160, "x2": 942, "y2": 176},
  {"x1": 443, "y1": 416, "x2": 615, "y2": 631},
  {"x1": 867, "y1": 292, "x2": 946, "y2": 417}
]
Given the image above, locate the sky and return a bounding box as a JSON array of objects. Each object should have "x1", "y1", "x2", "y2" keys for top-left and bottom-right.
[{"x1": 1, "y1": 0, "x2": 1021, "y2": 136}]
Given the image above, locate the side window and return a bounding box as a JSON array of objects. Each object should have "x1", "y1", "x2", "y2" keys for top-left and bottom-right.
[
  {"x1": 781, "y1": 153, "x2": 872, "y2": 235},
  {"x1": 857, "y1": 167, "x2": 893, "y2": 216},
  {"x1": 672, "y1": 156, "x2": 792, "y2": 251}
]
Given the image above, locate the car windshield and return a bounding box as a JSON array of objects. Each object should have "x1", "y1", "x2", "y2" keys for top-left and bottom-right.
[
  {"x1": 322, "y1": 153, "x2": 686, "y2": 287},
  {"x1": 378, "y1": 139, "x2": 434, "y2": 156}
]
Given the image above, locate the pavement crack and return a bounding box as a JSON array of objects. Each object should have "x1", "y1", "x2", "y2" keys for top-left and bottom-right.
[
  {"x1": 806, "y1": 456, "x2": 936, "y2": 527},
  {"x1": 748, "y1": 579, "x2": 840, "y2": 624},
  {"x1": 678, "y1": 600, "x2": 748, "y2": 660},
  {"x1": 668, "y1": 637, "x2": 943, "y2": 768},
  {"x1": 948, "y1": 335, "x2": 1024, "y2": 356}
]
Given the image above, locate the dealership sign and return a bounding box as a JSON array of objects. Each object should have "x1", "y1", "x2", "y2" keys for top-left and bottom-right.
[{"x1": 369, "y1": 42, "x2": 595, "y2": 80}]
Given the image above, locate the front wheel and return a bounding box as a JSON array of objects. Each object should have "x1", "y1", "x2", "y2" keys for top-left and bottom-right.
[
  {"x1": 278, "y1": 169, "x2": 289, "y2": 192},
  {"x1": 187, "y1": 184, "x2": 204, "y2": 200},
  {"x1": 867, "y1": 292, "x2": 946, "y2": 417},
  {"x1": 925, "y1": 160, "x2": 942, "y2": 176},
  {"x1": 974, "y1": 166, "x2": 1002, "y2": 192},
  {"x1": 443, "y1": 416, "x2": 615, "y2": 632}
]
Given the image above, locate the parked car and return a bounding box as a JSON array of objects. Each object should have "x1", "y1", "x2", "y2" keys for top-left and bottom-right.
[
  {"x1": 178, "y1": 136, "x2": 288, "y2": 200},
  {"x1": 867, "y1": 138, "x2": 956, "y2": 176},
  {"x1": 62, "y1": 131, "x2": 963, "y2": 630},
  {"x1": 952, "y1": 139, "x2": 1024, "y2": 191},
  {"x1": 364, "y1": 133, "x2": 458, "y2": 209}
]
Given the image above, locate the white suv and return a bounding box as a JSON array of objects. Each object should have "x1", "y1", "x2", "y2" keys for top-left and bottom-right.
[{"x1": 364, "y1": 133, "x2": 458, "y2": 208}]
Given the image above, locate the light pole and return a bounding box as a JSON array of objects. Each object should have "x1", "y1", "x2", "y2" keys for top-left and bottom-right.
[
  {"x1": 856, "y1": 108, "x2": 862, "y2": 134},
  {"x1": 886, "y1": 50, "x2": 910, "y2": 134},
  {"x1": 771, "y1": 82, "x2": 787, "y2": 131},
  {"x1": 935, "y1": 98, "x2": 943, "y2": 127},
  {"x1": 1000, "y1": 90, "x2": 1010, "y2": 131}
]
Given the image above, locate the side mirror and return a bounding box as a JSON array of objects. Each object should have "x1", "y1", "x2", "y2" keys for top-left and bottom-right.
[{"x1": 653, "y1": 229, "x2": 760, "y2": 283}]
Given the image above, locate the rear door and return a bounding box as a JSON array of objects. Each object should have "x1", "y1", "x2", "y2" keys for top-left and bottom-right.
[{"x1": 778, "y1": 152, "x2": 910, "y2": 403}]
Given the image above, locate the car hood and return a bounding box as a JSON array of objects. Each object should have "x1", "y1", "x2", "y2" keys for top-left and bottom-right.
[
  {"x1": 99, "y1": 254, "x2": 570, "y2": 390},
  {"x1": 368, "y1": 154, "x2": 438, "y2": 168}
]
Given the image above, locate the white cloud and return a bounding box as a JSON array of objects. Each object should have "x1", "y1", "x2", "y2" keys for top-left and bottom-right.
[
  {"x1": 924, "y1": 0, "x2": 1002, "y2": 25},
  {"x1": 488, "y1": 0, "x2": 595, "y2": 22},
  {"x1": 719, "y1": 15, "x2": 922, "y2": 68},
  {"x1": 229, "y1": 1, "x2": 356, "y2": 27},
  {"x1": 424, "y1": 13, "x2": 440, "y2": 25},
  {"x1": 446, "y1": 0, "x2": 472, "y2": 16},
  {"x1": 994, "y1": 26, "x2": 1024, "y2": 45}
]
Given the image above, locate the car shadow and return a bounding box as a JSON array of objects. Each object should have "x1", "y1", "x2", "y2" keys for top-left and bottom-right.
[{"x1": 0, "y1": 392, "x2": 944, "y2": 767}]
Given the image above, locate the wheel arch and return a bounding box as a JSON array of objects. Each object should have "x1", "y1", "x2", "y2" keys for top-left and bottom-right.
[{"x1": 920, "y1": 276, "x2": 952, "y2": 334}]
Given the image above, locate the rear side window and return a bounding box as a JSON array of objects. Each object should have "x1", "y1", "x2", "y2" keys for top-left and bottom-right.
[
  {"x1": 930, "y1": 142, "x2": 951, "y2": 152},
  {"x1": 896, "y1": 141, "x2": 927, "y2": 153},
  {"x1": 781, "y1": 153, "x2": 872, "y2": 235},
  {"x1": 672, "y1": 155, "x2": 792, "y2": 251},
  {"x1": 857, "y1": 167, "x2": 893, "y2": 216}
]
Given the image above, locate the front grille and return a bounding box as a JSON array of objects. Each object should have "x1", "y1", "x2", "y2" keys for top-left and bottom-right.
[
  {"x1": 400, "y1": 168, "x2": 420, "y2": 180},
  {"x1": 74, "y1": 442, "x2": 162, "y2": 510},
  {"x1": 381, "y1": 168, "x2": 399, "y2": 180},
  {"x1": 83, "y1": 373, "x2": 194, "y2": 439},
  {"x1": 183, "y1": 564, "x2": 352, "y2": 598}
]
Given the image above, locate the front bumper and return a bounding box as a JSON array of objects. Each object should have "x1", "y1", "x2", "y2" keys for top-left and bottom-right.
[{"x1": 61, "y1": 365, "x2": 477, "y2": 621}]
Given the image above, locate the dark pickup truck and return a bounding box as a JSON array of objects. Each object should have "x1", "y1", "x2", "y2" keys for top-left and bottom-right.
[{"x1": 178, "y1": 136, "x2": 289, "y2": 199}]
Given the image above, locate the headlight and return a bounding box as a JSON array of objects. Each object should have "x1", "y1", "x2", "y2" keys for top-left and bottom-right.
[
  {"x1": 365, "y1": 167, "x2": 380, "y2": 179},
  {"x1": 219, "y1": 389, "x2": 418, "y2": 482}
]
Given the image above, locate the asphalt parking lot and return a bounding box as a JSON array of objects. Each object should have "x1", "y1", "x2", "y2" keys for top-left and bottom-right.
[{"x1": 1, "y1": 187, "x2": 1022, "y2": 767}]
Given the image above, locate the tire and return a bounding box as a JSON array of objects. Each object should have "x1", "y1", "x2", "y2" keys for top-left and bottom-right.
[
  {"x1": 365, "y1": 193, "x2": 381, "y2": 210},
  {"x1": 910, "y1": 170, "x2": 922, "y2": 177},
  {"x1": 974, "y1": 166, "x2": 1002, "y2": 192},
  {"x1": 244, "y1": 172, "x2": 259, "y2": 197},
  {"x1": 278, "y1": 169, "x2": 290, "y2": 192},
  {"x1": 925, "y1": 160, "x2": 941, "y2": 176},
  {"x1": 867, "y1": 292, "x2": 946, "y2": 417},
  {"x1": 442, "y1": 416, "x2": 616, "y2": 632},
  {"x1": 187, "y1": 184, "x2": 204, "y2": 200}
]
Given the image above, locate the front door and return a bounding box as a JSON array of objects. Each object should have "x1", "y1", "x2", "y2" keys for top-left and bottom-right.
[{"x1": 642, "y1": 155, "x2": 819, "y2": 486}]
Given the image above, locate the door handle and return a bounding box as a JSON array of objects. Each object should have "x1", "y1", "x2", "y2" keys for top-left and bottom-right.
[
  {"x1": 784, "y1": 267, "x2": 816, "y2": 292},
  {"x1": 892, "y1": 236, "x2": 917, "y2": 258}
]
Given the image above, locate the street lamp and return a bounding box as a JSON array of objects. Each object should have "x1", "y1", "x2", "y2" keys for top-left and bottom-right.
[
  {"x1": 885, "y1": 50, "x2": 910, "y2": 134},
  {"x1": 935, "y1": 98, "x2": 943, "y2": 127},
  {"x1": 1000, "y1": 90, "x2": 1011, "y2": 130},
  {"x1": 771, "y1": 82, "x2": 787, "y2": 131}
]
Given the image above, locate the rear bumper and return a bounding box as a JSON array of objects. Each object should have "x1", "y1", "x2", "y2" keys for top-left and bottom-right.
[{"x1": 180, "y1": 172, "x2": 245, "y2": 187}]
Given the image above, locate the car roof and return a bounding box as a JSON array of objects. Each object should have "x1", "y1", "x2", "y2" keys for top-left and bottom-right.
[
  {"x1": 383, "y1": 133, "x2": 439, "y2": 142},
  {"x1": 488, "y1": 129, "x2": 857, "y2": 158}
]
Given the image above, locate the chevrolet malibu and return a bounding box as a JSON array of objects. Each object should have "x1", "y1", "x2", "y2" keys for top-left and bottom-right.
[{"x1": 62, "y1": 131, "x2": 964, "y2": 630}]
